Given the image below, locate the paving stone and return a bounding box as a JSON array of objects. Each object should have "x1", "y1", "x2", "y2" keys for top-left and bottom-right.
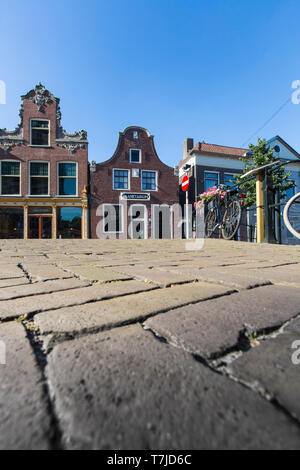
[
  {"x1": 62, "y1": 265, "x2": 133, "y2": 282},
  {"x1": 0, "y1": 265, "x2": 24, "y2": 280},
  {"x1": 155, "y1": 266, "x2": 271, "y2": 289},
  {"x1": 247, "y1": 265, "x2": 300, "y2": 286},
  {"x1": 230, "y1": 318, "x2": 300, "y2": 421},
  {"x1": 0, "y1": 278, "x2": 30, "y2": 289},
  {"x1": 144, "y1": 285, "x2": 300, "y2": 359},
  {"x1": 0, "y1": 322, "x2": 51, "y2": 449},
  {"x1": 21, "y1": 264, "x2": 73, "y2": 281},
  {"x1": 35, "y1": 282, "x2": 232, "y2": 336},
  {"x1": 115, "y1": 265, "x2": 197, "y2": 286},
  {"x1": 46, "y1": 324, "x2": 300, "y2": 450},
  {"x1": 0, "y1": 280, "x2": 158, "y2": 321},
  {"x1": 0, "y1": 278, "x2": 90, "y2": 301}
]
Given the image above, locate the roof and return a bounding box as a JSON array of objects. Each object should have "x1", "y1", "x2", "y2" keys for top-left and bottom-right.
[{"x1": 179, "y1": 141, "x2": 248, "y2": 167}]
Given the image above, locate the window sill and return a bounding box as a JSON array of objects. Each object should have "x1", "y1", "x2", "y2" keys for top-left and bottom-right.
[
  {"x1": 0, "y1": 194, "x2": 22, "y2": 197},
  {"x1": 55, "y1": 195, "x2": 79, "y2": 198},
  {"x1": 28, "y1": 145, "x2": 52, "y2": 148},
  {"x1": 26, "y1": 195, "x2": 51, "y2": 198}
]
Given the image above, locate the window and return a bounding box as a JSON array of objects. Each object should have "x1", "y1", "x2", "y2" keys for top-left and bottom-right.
[
  {"x1": 142, "y1": 171, "x2": 157, "y2": 191},
  {"x1": 0, "y1": 161, "x2": 20, "y2": 195},
  {"x1": 103, "y1": 204, "x2": 123, "y2": 233},
  {"x1": 30, "y1": 162, "x2": 49, "y2": 195},
  {"x1": 286, "y1": 184, "x2": 295, "y2": 201},
  {"x1": 224, "y1": 173, "x2": 238, "y2": 188},
  {"x1": 204, "y1": 172, "x2": 219, "y2": 191},
  {"x1": 30, "y1": 120, "x2": 50, "y2": 146},
  {"x1": 130, "y1": 149, "x2": 141, "y2": 163},
  {"x1": 113, "y1": 169, "x2": 129, "y2": 190},
  {"x1": 58, "y1": 163, "x2": 77, "y2": 196},
  {"x1": 0, "y1": 207, "x2": 23, "y2": 239},
  {"x1": 57, "y1": 207, "x2": 82, "y2": 239}
]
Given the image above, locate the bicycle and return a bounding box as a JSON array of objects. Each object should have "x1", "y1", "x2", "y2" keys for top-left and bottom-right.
[
  {"x1": 204, "y1": 184, "x2": 244, "y2": 240},
  {"x1": 283, "y1": 192, "x2": 300, "y2": 240}
]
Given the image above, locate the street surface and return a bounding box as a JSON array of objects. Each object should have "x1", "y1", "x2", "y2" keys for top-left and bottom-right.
[{"x1": 0, "y1": 239, "x2": 300, "y2": 450}]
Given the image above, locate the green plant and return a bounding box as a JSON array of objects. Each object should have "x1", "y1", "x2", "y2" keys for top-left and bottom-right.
[{"x1": 234, "y1": 138, "x2": 295, "y2": 208}]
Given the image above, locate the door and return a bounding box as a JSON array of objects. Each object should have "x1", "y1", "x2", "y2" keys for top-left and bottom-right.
[{"x1": 29, "y1": 216, "x2": 52, "y2": 239}]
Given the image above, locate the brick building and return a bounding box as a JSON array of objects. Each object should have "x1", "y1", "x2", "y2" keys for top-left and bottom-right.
[
  {"x1": 90, "y1": 126, "x2": 178, "y2": 239},
  {"x1": 0, "y1": 84, "x2": 89, "y2": 239}
]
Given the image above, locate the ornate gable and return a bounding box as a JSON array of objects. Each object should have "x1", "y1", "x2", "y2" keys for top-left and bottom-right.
[{"x1": 0, "y1": 83, "x2": 88, "y2": 154}]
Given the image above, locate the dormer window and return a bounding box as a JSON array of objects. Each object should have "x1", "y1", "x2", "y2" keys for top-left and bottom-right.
[
  {"x1": 30, "y1": 120, "x2": 50, "y2": 146},
  {"x1": 130, "y1": 149, "x2": 141, "y2": 163}
]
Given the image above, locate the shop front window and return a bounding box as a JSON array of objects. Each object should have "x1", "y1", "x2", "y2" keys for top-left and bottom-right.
[
  {"x1": 0, "y1": 207, "x2": 23, "y2": 239},
  {"x1": 57, "y1": 207, "x2": 82, "y2": 239}
]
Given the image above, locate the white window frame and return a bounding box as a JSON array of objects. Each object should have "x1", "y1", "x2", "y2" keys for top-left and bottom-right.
[
  {"x1": 57, "y1": 162, "x2": 78, "y2": 197},
  {"x1": 112, "y1": 168, "x2": 130, "y2": 191},
  {"x1": 130, "y1": 148, "x2": 142, "y2": 164},
  {"x1": 204, "y1": 171, "x2": 220, "y2": 190},
  {"x1": 102, "y1": 203, "x2": 124, "y2": 234},
  {"x1": 0, "y1": 160, "x2": 21, "y2": 196},
  {"x1": 30, "y1": 119, "x2": 50, "y2": 147},
  {"x1": 29, "y1": 161, "x2": 50, "y2": 196},
  {"x1": 141, "y1": 170, "x2": 158, "y2": 192}
]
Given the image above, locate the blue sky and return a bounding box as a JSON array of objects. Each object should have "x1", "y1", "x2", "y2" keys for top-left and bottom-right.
[{"x1": 0, "y1": 0, "x2": 299, "y2": 166}]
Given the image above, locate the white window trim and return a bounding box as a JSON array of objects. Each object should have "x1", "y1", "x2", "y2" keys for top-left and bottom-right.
[
  {"x1": 0, "y1": 160, "x2": 21, "y2": 196},
  {"x1": 57, "y1": 162, "x2": 78, "y2": 197},
  {"x1": 29, "y1": 119, "x2": 50, "y2": 147},
  {"x1": 129, "y1": 204, "x2": 148, "y2": 239},
  {"x1": 102, "y1": 203, "x2": 124, "y2": 234},
  {"x1": 130, "y1": 148, "x2": 142, "y2": 164},
  {"x1": 29, "y1": 161, "x2": 50, "y2": 197},
  {"x1": 141, "y1": 170, "x2": 158, "y2": 192},
  {"x1": 112, "y1": 168, "x2": 130, "y2": 191}
]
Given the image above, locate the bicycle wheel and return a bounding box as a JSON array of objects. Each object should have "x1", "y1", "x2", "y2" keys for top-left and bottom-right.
[
  {"x1": 205, "y1": 208, "x2": 217, "y2": 238},
  {"x1": 283, "y1": 193, "x2": 300, "y2": 240},
  {"x1": 221, "y1": 200, "x2": 242, "y2": 240}
]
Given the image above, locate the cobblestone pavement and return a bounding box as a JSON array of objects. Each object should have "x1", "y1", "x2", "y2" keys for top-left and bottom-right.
[{"x1": 1, "y1": 239, "x2": 300, "y2": 450}]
